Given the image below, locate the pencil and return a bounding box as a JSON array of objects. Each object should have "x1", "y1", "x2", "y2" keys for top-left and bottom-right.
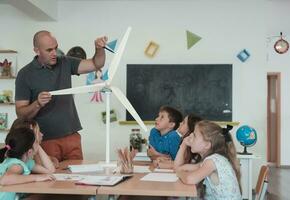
[{"x1": 103, "y1": 46, "x2": 115, "y2": 53}]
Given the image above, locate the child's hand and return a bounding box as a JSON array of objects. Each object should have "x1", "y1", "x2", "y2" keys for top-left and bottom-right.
[
  {"x1": 183, "y1": 136, "x2": 191, "y2": 147},
  {"x1": 35, "y1": 174, "x2": 55, "y2": 182},
  {"x1": 147, "y1": 145, "x2": 157, "y2": 157}
]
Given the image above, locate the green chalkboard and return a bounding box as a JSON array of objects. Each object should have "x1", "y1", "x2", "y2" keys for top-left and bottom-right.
[{"x1": 126, "y1": 64, "x2": 232, "y2": 121}]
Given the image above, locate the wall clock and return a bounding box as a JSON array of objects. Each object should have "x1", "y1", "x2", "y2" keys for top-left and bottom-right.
[{"x1": 274, "y1": 32, "x2": 289, "y2": 54}]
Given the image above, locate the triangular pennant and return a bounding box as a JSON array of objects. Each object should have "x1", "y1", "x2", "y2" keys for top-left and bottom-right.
[
  {"x1": 86, "y1": 72, "x2": 95, "y2": 85},
  {"x1": 186, "y1": 30, "x2": 201, "y2": 50},
  {"x1": 107, "y1": 39, "x2": 118, "y2": 51},
  {"x1": 102, "y1": 69, "x2": 109, "y2": 81}
]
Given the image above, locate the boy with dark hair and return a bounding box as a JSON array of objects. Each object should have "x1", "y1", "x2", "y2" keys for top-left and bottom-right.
[{"x1": 148, "y1": 106, "x2": 183, "y2": 160}]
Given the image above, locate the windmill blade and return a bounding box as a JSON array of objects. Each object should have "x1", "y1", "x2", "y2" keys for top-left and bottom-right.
[
  {"x1": 110, "y1": 86, "x2": 148, "y2": 132},
  {"x1": 49, "y1": 82, "x2": 106, "y2": 95},
  {"x1": 107, "y1": 27, "x2": 132, "y2": 85}
]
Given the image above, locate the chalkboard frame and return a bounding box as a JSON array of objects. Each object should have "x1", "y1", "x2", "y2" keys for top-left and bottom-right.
[{"x1": 126, "y1": 64, "x2": 232, "y2": 121}]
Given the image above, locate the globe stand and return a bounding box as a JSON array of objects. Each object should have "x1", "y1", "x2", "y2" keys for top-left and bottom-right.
[{"x1": 238, "y1": 146, "x2": 252, "y2": 155}]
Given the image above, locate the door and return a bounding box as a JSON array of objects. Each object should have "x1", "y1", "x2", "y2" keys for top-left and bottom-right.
[{"x1": 267, "y1": 73, "x2": 281, "y2": 167}]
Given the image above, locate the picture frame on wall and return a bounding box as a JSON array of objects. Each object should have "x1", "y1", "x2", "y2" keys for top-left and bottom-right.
[{"x1": 144, "y1": 41, "x2": 159, "y2": 58}]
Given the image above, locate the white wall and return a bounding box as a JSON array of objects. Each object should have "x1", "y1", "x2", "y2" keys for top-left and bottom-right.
[
  {"x1": 266, "y1": 0, "x2": 290, "y2": 165},
  {"x1": 2, "y1": 0, "x2": 289, "y2": 183}
]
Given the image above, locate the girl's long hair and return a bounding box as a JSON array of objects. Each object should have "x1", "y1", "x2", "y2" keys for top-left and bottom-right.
[
  {"x1": 180, "y1": 113, "x2": 202, "y2": 163},
  {"x1": 196, "y1": 120, "x2": 241, "y2": 194},
  {"x1": 0, "y1": 127, "x2": 35, "y2": 162}
]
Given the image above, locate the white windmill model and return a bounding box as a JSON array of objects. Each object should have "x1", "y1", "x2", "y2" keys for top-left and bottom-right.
[{"x1": 50, "y1": 27, "x2": 148, "y2": 164}]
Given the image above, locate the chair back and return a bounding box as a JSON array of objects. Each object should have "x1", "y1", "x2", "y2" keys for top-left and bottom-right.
[{"x1": 255, "y1": 165, "x2": 269, "y2": 200}]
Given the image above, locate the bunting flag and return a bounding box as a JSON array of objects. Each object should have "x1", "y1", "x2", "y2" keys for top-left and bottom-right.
[
  {"x1": 186, "y1": 30, "x2": 201, "y2": 50},
  {"x1": 107, "y1": 39, "x2": 118, "y2": 51}
]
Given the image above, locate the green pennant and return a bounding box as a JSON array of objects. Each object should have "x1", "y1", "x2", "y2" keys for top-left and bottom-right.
[{"x1": 186, "y1": 30, "x2": 201, "y2": 50}]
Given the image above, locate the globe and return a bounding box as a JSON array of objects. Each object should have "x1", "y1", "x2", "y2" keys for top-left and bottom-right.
[{"x1": 236, "y1": 125, "x2": 257, "y2": 154}]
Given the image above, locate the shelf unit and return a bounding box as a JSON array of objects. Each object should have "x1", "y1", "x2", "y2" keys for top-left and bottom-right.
[{"x1": 0, "y1": 49, "x2": 18, "y2": 141}]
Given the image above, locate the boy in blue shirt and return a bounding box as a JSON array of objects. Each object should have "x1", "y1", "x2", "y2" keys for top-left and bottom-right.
[{"x1": 148, "y1": 106, "x2": 183, "y2": 160}]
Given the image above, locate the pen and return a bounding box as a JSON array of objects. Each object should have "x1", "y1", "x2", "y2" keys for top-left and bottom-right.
[{"x1": 103, "y1": 46, "x2": 115, "y2": 53}]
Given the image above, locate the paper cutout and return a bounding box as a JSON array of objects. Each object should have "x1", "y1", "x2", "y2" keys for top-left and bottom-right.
[
  {"x1": 86, "y1": 72, "x2": 95, "y2": 85},
  {"x1": 102, "y1": 69, "x2": 109, "y2": 81},
  {"x1": 144, "y1": 41, "x2": 159, "y2": 57},
  {"x1": 107, "y1": 39, "x2": 118, "y2": 51},
  {"x1": 237, "y1": 49, "x2": 250, "y2": 62},
  {"x1": 186, "y1": 30, "x2": 201, "y2": 49}
]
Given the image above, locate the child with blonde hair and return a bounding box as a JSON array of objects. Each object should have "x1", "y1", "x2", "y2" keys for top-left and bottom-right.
[
  {"x1": 0, "y1": 127, "x2": 55, "y2": 199},
  {"x1": 176, "y1": 120, "x2": 242, "y2": 199}
]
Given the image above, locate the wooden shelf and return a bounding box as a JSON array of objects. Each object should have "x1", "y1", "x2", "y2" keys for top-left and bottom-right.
[
  {"x1": 119, "y1": 121, "x2": 240, "y2": 127},
  {"x1": 0, "y1": 76, "x2": 16, "y2": 79},
  {"x1": 0, "y1": 50, "x2": 17, "y2": 53},
  {"x1": 0, "y1": 102, "x2": 15, "y2": 105}
]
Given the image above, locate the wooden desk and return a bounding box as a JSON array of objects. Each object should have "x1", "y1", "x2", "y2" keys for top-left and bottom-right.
[
  {"x1": 0, "y1": 160, "x2": 98, "y2": 195},
  {"x1": 98, "y1": 173, "x2": 197, "y2": 198},
  {"x1": 0, "y1": 180, "x2": 97, "y2": 195},
  {"x1": 0, "y1": 160, "x2": 197, "y2": 199}
]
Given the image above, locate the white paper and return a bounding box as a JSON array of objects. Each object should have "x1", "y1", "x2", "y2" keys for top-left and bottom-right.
[
  {"x1": 140, "y1": 173, "x2": 178, "y2": 182},
  {"x1": 53, "y1": 173, "x2": 87, "y2": 181},
  {"x1": 133, "y1": 152, "x2": 151, "y2": 161},
  {"x1": 68, "y1": 164, "x2": 104, "y2": 173},
  {"x1": 136, "y1": 152, "x2": 147, "y2": 157},
  {"x1": 134, "y1": 165, "x2": 151, "y2": 173},
  {"x1": 154, "y1": 168, "x2": 174, "y2": 173},
  {"x1": 133, "y1": 156, "x2": 151, "y2": 162}
]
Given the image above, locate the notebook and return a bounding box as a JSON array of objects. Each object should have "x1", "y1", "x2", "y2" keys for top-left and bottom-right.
[{"x1": 75, "y1": 174, "x2": 133, "y2": 186}]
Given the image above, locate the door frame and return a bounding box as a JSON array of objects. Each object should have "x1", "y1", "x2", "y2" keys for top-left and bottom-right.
[{"x1": 267, "y1": 72, "x2": 281, "y2": 167}]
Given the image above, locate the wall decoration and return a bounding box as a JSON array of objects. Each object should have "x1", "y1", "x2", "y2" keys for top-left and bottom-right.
[
  {"x1": 144, "y1": 41, "x2": 159, "y2": 57},
  {"x1": 107, "y1": 39, "x2": 118, "y2": 52},
  {"x1": 186, "y1": 30, "x2": 201, "y2": 50},
  {"x1": 101, "y1": 109, "x2": 117, "y2": 123},
  {"x1": 237, "y1": 49, "x2": 250, "y2": 62},
  {"x1": 67, "y1": 46, "x2": 87, "y2": 59},
  {"x1": 274, "y1": 32, "x2": 289, "y2": 54}
]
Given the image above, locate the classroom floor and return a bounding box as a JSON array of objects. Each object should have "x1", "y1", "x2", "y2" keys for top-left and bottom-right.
[{"x1": 267, "y1": 166, "x2": 290, "y2": 200}]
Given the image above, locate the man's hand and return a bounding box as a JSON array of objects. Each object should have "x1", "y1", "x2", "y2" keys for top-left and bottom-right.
[
  {"x1": 37, "y1": 92, "x2": 52, "y2": 107},
  {"x1": 95, "y1": 36, "x2": 108, "y2": 49}
]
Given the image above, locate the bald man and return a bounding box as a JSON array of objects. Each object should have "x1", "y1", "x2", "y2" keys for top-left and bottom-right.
[{"x1": 15, "y1": 30, "x2": 107, "y2": 162}]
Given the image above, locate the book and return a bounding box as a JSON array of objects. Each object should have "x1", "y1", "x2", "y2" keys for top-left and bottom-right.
[
  {"x1": 0, "y1": 113, "x2": 8, "y2": 129},
  {"x1": 75, "y1": 174, "x2": 132, "y2": 186}
]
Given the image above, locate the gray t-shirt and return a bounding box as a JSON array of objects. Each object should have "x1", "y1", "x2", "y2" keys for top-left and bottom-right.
[{"x1": 15, "y1": 56, "x2": 82, "y2": 140}]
